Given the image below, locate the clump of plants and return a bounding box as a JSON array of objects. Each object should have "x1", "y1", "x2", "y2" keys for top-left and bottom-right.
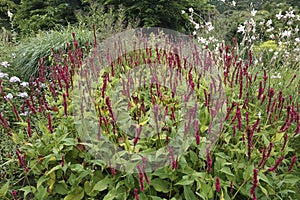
[{"x1": 0, "y1": 22, "x2": 299, "y2": 200}]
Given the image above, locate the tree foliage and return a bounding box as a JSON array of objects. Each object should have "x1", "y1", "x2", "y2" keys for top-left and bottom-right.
[
  {"x1": 13, "y1": 0, "x2": 82, "y2": 36},
  {"x1": 98, "y1": 0, "x2": 214, "y2": 32}
]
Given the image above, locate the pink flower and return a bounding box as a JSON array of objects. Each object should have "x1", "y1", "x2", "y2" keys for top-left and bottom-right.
[
  {"x1": 61, "y1": 155, "x2": 65, "y2": 167},
  {"x1": 268, "y1": 156, "x2": 284, "y2": 172},
  {"x1": 27, "y1": 118, "x2": 32, "y2": 137},
  {"x1": 215, "y1": 177, "x2": 221, "y2": 192},
  {"x1": 250, "y1": 168, "x2": 258, "y2": 200},
  {"x1": 206, "y1": 146, "x2": 212, "y2": 173},
  {"x1": 288, "y1": 156, "x2": 297, "y2": 172},
  {"x1": 134, "y1": 125, "x2": 143, "y2": 146},
  {"x1": 134, "y1": 188, "x2": 140, "y2": 200},
  {"x1": 137, "y1": 164, "x2": 144, "y2": 191},
  {"x1": 12, "y1": 190, "x2": 18, "y2": 200}
]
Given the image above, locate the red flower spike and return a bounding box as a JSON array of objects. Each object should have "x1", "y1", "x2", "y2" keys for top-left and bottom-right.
[
  {"x1": 134, "y1": 188, "x2": 140, "y2": 200},
  {"x1": 288, "y1": 156, "x2": 297, "y2": 172},
  {"x1": 268, "y1": 156, "x2": 284, "y2": 172},
  {"x1": 250, "y1": 168, "x2": 258, "y2": 200},
  {"x1": 216, "y1": 177, "x2": 221, "y2": 192},
  {"x1": 27, "y1": 118, "x2": 32, "y2": 137}
]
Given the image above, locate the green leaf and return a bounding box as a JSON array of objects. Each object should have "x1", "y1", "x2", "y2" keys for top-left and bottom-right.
[
  {"x1": 218, "y1": 167, "x2": 234, "y2": 177},
  {"x1": 64, "y1": 186, "x2": 84, "y2": 200},
  {"x1": 258, "y1": 171, "x2": 271, "y2": 186},
  {"x1": 54, "y1": 181, "x2": 69, "y2": 195},
  {"x1": 103, "y1": 189, "x2": 118, "y2": 200},
  {"x1": 150, "y1": 196, "x2": 164, "y2": 200},
  {"x1": 35, "y1": 185, "x2": 47, "y2": 200},
  {"x1": 151, "y1": 178, "x2": 170, "y2": 193},
  {"x1": 93, "y1": 177, "x2": 112, "y2": 192},
  {"x1": 19, "y1": 186, "x2": 36, "y2": 199},
  {"x1": 37, "y1": 176, "x2": 49, "y2": 189},
  {"x1": 272, "y1": 132, "x2": 285, "y2": 143},
  {"x1": 184, "y1": 185, "x2": 197, "y2": 200},
  {"x1": 0, "y1": 181, "x2": 9, "y2": 197},
  {"x1": 243, "y1": 164, "x2": 254, "y2": 180},
  {"x1": 125, "y1": 174, "x2": 135, "y2": 188},
  {"x1": 259, "y1": 185, "x2": 269, "y2": 197},
  {"x1": 45, "y1": 165, "x2": 62, "y2": 176},
  {"x1": 175, "y1": 178, "x2": 194, "y2": 186},
  {"x1": 283, "y1": 174, "x2": 300, "y2": 185}
]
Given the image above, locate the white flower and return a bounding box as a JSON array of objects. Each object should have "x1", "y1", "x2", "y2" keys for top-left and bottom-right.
[
  {"x1": 18, "y1": 92, "x2": 28, "y2": 98},
  {"x1": 220, "y1": 0, "x2": 225, "y2": 2},
  {"x1": 206, "y1": 23, "x2": 214, "y2": 32},
  {"x1": 281, "y1": 30, "x2": 292, "y2": 37},
  {"x1": 266, "y1": 27, "x2": 274, "y2": 32},
  {"x1": 1, "y1": 61, "x2": 10, "y2": 67},
  {"x1": 251, "y1": 9, "x2": 257, "y2": 17},
  {"x1": 295, "y1": 38, "x2": 300, "y2": 43},
  {"x1": 20, "y1": 111, "x2": 28, "y2": 116},
  {"x1": 285, "y1": 10, "x2": 295, "y2": 18},
  {"x1": 276, "y1": 11, "x2": 283, "y2": 19},
  {"x1": 0, "y1": 72, "x2": 9, "y2": 78},
  {"x1": 258, "y1": 112, "x2": 261, "y2": 119},
  {"x1": 269, "y1": 34, "x2": 275, "y2": 39},
  {"x1": 266, "y1": 19, "x2": 272, "y2": 26},
  {"x1": 20, "y1": 82, "x2": 29, "y2": 87},
  {"x1": 195, "y1": 23, "x2": 200, "y2": 30},
  {"x1": 237, "y1": 25, "x2": 245, "y2": 33},
  {"x1": 188, "y1": 7, "x2": 194, "y2": 13},
  {"x1": 193, "y1": 31, "x2": 197, "y2": 36},
  {"x1": 232, "y1": 1, "x2": 236, "y2": 7},
  {"x1": 271, "y1": 73, "x2": 281, "y2": 79},
  {"x1": 9, "y1": 76, "x2": 20, "y2": 83},
  {"x1": 198, "y1": 37, "x2": 207, "y2": 44},
  {"x1": 5, "y1": 93, "x2": 13, "y2": 100},
  {"x1": 7, "y1": 10, "x2": 13, "y2": 18},
  {"x1": 181, "y1": 10, "x2": 185, "y2": 14}
]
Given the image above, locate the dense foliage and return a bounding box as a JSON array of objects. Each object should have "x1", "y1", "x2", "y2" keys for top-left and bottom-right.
[{"x1": 0, "y1": 0, "x2": 299, "y2": 199}]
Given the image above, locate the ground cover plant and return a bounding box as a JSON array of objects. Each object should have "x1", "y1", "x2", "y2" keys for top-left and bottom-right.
[{"x1": 0, "y1": 0, "x2": 299, "y2": 200}]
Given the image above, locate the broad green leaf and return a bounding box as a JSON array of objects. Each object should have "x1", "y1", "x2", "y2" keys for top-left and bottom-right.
[
  {"x1": 150, "y1": 196, "x2": 164, "y2": 200},
  {"x1": 35, "y1": 185, "x2": 47, "y2": 200},
  {"x1": 243, "y1": 164, "x2": 254, "y2": 180},
  {"x1": 37, "y1": 176, "x2": 49, "y2": 189},
  {"x1": 272, "y1": 132, "x2": 285, "y2": 143},
  {"x1": 19, "y1": 186, "x2": 36, "y2": 199},
  {"x1": 283, "y1": 174, "x2": 300, "y2": 185},
  {"x1": 93, "y1": 177, "x2": 112, "y2": 192},
  {"x1": 258, "y1": 171, "x2": 271, "y2": 186},
  {"x1": 184, "y1": 185, "x2": 197, "y2": 200},
  {"x1": 45, "y1": 165, "x2": 62, "y2": 175},
  {"x1": 103, "y1": 189, "x2": 118, "y2": 200},
  {"x1": 259, "y1": 185, "x2": 269, "y2": 197},
  {"x1": 125, "y1": 174, "x2": 135, "y2": 188},
  {"x1": 175, "y1": 178, "x2": 194, "y2": 186},
  {"x1": 151, "y1": 178, "x2": 170, "y2": 193},
  {"x1": 218, "y1": 167, "x2": 234, "y2": 177},
  {"x1": 64, "y1": 186, "x2": 84, "y2": 200},
  {"x1": 0, "y1": 181, "x2": 9, "y2": 197},
  {"x1": 54, "y1": 181, "x2": 69, "y2": 195},
  {"x1": 84, "y1": 181, "x2": 93, "y2": 196}
]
